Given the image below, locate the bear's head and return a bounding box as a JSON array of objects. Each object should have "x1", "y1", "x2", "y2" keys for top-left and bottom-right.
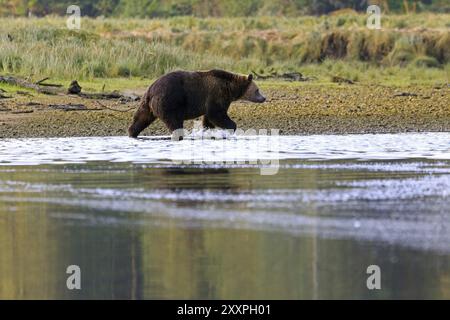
[{"x1": 241, "y1": 74, "x2": 266, "y2": 103}]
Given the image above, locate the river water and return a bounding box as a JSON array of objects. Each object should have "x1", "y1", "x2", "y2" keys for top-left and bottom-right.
[{"x1": 0, "y1": 132, "x2": 449, "y2": 299}]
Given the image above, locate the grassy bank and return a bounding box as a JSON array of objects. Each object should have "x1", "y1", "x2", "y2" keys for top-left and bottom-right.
[{"x1": 0, "y1": 14, "x2": 449, "y2": 85}]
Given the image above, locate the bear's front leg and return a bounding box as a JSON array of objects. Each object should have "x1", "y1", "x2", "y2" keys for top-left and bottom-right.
[
  {"x1": 202, "y1": 116, "x2": 216, "y2": 129},
  {"x1": 208, "y1": 111, "x2": 237, "y2": 132},
  {"x1": 162, "y1": 117, "x2": 185, "y2": 141}
]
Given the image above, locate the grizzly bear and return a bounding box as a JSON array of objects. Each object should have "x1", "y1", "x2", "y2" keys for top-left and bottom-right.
[{"x1": 128, "y1": 69, "x2": 266, "y2": 139}]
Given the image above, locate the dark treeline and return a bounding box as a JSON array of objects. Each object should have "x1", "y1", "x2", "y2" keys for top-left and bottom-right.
[{"x1": 0, "y1": 0, "x2": 448, "y2": 17}]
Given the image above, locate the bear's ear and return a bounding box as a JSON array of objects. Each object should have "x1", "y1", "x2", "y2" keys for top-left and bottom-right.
[{"x1": 248, "y1": 74, "x2": 253, "y2": 82}]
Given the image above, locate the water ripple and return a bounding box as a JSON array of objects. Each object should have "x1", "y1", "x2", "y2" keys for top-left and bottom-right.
[{"x1": 0, "y1": 132, "x2": 449, "y2": 165}]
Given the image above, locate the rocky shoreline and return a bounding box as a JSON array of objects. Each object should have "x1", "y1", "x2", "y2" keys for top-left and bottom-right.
[{"x1": 0, "y1": 83, "x2": 449, "y2": 138}]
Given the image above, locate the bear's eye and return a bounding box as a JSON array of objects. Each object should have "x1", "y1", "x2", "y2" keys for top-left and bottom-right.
[{"x1": 256, "y1": 89, "x2": 259, "y2": 94}]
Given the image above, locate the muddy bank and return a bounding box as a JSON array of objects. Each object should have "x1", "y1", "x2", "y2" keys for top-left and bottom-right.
[{"x1": 0, "y1": 83, "x2": 448, "y2": 138}]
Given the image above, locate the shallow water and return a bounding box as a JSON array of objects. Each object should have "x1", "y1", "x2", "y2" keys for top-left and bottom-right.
[{"x1": 0, "y1": 132, "x2": 449, "y2": 299}]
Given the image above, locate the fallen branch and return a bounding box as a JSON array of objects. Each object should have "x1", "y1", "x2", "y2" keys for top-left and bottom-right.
[
  {"x1": 393, "y1": 92, "x2": 418, "y2": 97},
  {"x1": 35, "y1": 77, "x2": 63, "y2": 88},
  {"x1": 48, "y1": 103, "x2": 102, "y2": 111},
  {"x1": 49, "y1": 103, "x2": 87, "y2": 111},
  {"x1": 11, "y1": 110, "x2": 34, "y2": 114},
  {"x1": 25, "y1": 102, "x2": 44, "y2": 107},
  {"x1": 39, "y1": 83, "x2": 63, "y2": 88},
  {"x1": 96, "y1": 101, "x2": 135, "y2": 112},
  {"x1": 80, "y1": 91, "x2": 140, "y2": 102},
  {"x1": 35, "y1": 77, "x2": 50, "y2": 85},
  {"x1": 78, "y1": 91, "x2": 122, "y2": 99}
]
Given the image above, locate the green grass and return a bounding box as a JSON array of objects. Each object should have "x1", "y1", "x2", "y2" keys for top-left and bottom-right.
[
  {"x1": 0, "y1": 27, "x2": 257, "y2": 79},
  {"x1": 0, "y1": 82, "x2": 35, "y2": 94},
  {"x1": 0, "y1": 15, "x2": 449, "y2": 86}
]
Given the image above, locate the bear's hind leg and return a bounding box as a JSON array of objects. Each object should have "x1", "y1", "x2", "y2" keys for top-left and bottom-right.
[{"x1": 128, "y1": 108, "x2": 156, "y2": 138}]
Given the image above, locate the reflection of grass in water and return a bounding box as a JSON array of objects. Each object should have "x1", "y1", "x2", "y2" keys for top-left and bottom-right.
[{"x1": 0, "y1": 15, "x2": 449, "y2": 85}]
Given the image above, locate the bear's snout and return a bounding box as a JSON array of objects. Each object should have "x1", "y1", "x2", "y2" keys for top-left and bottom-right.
[{"x1": 255, "y1": 93, "x2": 266, "y2": 103}]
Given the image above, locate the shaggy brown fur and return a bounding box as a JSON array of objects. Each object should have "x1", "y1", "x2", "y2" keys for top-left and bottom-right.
[{"x1": 128, "y1": 69, "x2": 266, "y2": 138}]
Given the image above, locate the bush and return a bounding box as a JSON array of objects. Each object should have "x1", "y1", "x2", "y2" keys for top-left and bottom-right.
[{"x1": 413, "y1": 56, "x2": 440, "y2": 68}]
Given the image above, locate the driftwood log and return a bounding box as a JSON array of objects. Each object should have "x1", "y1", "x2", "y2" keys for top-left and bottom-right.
[
  {"x1": 251, "y1": 70, "x2": 315, "y2": 82},
  {"x1": 0, "y1": 75, "x2": 62, "y2": 95},
  {"x1": 0, "y1": 75, "x2": 140, "y2": 102}
]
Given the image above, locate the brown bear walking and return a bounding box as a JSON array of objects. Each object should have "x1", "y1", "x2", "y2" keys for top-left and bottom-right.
[{"x1": 128, "y1": 69, "x2": 266, "y2": 139}]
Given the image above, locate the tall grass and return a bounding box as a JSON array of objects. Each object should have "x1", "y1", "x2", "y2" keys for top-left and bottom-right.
[
  {"x1": 0, "y1": 14, "x2": 448, "y2": 82},
  {"x1": 0, "y1": 27, "x2": 259, "y2": 79}
]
